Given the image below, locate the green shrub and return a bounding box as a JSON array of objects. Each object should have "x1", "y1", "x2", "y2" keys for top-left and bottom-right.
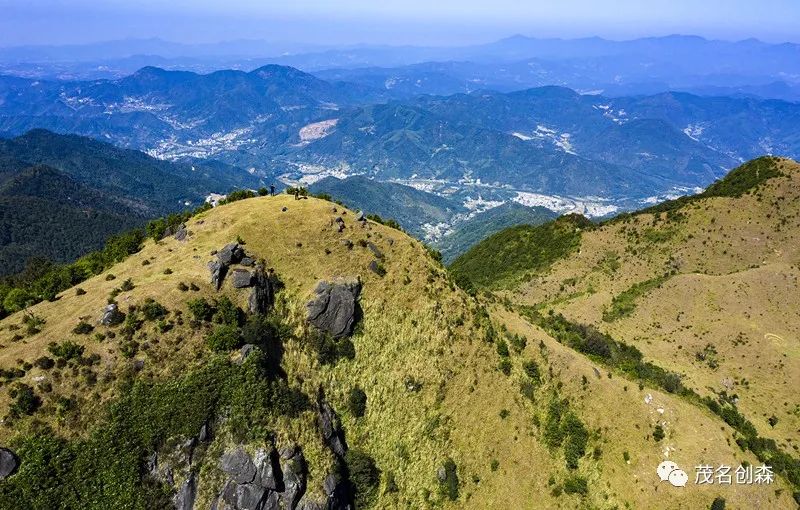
[
  {"x1": 498, "y1": 359, "x2": 512, "y2": 376},
  {"x1": 710, "y1": 496, "x2": 726, "y2": 510},
  {"x1": 496, "y1": 340, "x2": 510, "y2": 357},
  {"x1": 72, "y1": 321, "x2": 94, "y2": 335},
  {"x1": 522, "y1": 360, "x2": 541, "y2": 383},
  {"x1": 187, "y1": 298, "x2": 214, "y2": 322},
  {"x1": 348, "y1": 387, "x2": 367, "y2": 418},
  {"x1": 562, "y1": 412, "x2": 589, "y2": 470},
  {"x1": 212, "y1": 296, "x2": 242, "y2": 326},
  {"x1": 47, "y1": 341, "x2": 85, "y2": 361},
  {"x1": 140, "y1": 299, "x2": 167, "y2": 322},
  {"x1": 563, "y1": 475, "x2": 588, "y2": 496},
  {"x1": 9, "y1": 383, "x2": 41, "y2": 416},
  {"x1": 206, "y1": 324, "x2": 241, "y2": 353},
  {"x1": 439, "y1": 458, "x2": 459, "y2": 501},
  {"x1": 119, "y1": 279, "x2": 135, "y2": 292},
  {"x1": 346, "y1": 449, "x2": 380, "y2": 508},
  {"x1": 653, "y1": 424, "x2": 665, "y2": 442}
]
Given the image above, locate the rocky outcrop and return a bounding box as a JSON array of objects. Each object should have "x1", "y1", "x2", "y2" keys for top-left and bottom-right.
[
  {"x1": 231, "y1": 270, "x2": 253, "y2": 288},
  {"x1": 0, "y1": 447, "x2": 18, "y2": 480},
  {"x1": 366, "y1": 242, "x2": 383, "y2": 260},
  {"x1": 99, "y1": 303, "x2": 124, "y2": 326},
  {"x1": 209, "y1": 260, "x2": 228, "y2": 291},
  {"x1": 248, "y1": 267, "x2": 275, "y2": 315},
  {"x1": 306, "y1": 278, "x2": 361, "y2": 338},
  {"x1": 173, "y1": 472, "x2": 197, "y2": 510},
  {"x1": 218, "y1": 243, "x2": 245, "y2": 265},
  {"x1": 318, "y1": 397, "x2": 347, "y2": 458},
  {"x1": 174, "y1": 224, "x2": 188, "y2": 242},
  {"x1": 214, "y1": 445, "x2": 307, "y2": 510}
]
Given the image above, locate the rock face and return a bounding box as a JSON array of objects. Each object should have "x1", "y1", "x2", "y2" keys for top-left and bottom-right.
[
  {"x1": 174, "y1": 224, "x2": 188, "y2": 242},
  {"x1": 218, "y1": 243, "x2": 245, "y2": 265},
  {"x1": 318, "y1": 398, "x2": 347, "y2": 458},
  {"x1": 209, "y1": 260, "x2": 228, "y2": 291},
  {"x1": 248, "y1": 268, "x2": 275, "y2": 315},
  {"x1": 99, "y1": 303, "x2": 124, "y2": 326},
  {"x1": 221, "y1": 447, "x2": 257, "y2": 484},
  {"x1": 306, "y1": 278, "x2": 361, "y2": 338},
  {"x1": 0, "y1": 448, "x2": 18, "y2": 479},
  {"x1": 214, "y1": 445, "x2": 307, "y2": 510},
  {"x1": 173, "y1": 472, "x2": 197, "y2": 510},
  {"x1": 231, "y1": 269, "x2": 253, "y2": 288}
]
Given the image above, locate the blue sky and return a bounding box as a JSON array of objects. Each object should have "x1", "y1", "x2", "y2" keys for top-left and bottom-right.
[{"x1": 2, "y1": 0, "x2": 799, "y2": 47}]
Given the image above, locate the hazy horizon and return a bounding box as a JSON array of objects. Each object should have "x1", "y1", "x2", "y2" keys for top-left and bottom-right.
[{"x1": 2, "y1": 0, "x2": 799, "y2": 48}]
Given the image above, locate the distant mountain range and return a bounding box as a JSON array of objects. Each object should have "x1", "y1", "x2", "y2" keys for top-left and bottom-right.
[
  {"x1": 2, "y1": 63, "x2": 800, "y2": 221},
  {"x1": 2, "y1": 35, "x2": 799, "y2": 101},
  {"x1": 0, "y1": 129, "x2": 262, "y2": 274}
]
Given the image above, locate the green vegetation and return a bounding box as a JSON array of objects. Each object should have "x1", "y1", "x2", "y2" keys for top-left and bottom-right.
[
  {"x1": 347, "y1": 387, "x2": 368, "y2": 418},
  {"x1": 0, "y1": 350, "x2": 307, "y2": 509},
  {"x1": 542, "y1": 397, "x2": 589, "y2": 470},
  {"x1": 449, "y1": 214, "x2": 591, "y2": 290},
  {"x1": 609, "y1": 157, "x2": 785, "y2": 223},
  {"x1": 206, "y1": 324, "x2": 242, "y2": 353},
  {"x1": 438, "y1": 457, "x2": 459, "y2": 501},
  {"x1": 346, "y1": 448, "x2": 380, "y2": 508},
  {"x1": 527, "y1": 308, "x2": 800, "y2": 491},
  {"x1": 562, "y1": 475, "x2": 588, "y2": 496},
  {"x1": 602, "y1": 275, "x2": 670, "y2": 322}
]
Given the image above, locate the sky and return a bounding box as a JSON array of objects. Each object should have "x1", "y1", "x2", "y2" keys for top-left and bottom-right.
[{"x1": 1, "y1": 0, "x2": 799, "y2": 47}]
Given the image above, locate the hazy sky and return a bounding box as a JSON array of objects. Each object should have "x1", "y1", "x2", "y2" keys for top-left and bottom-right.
[{"x1": 2, "y1": 0, "x2": 799, "y2": 47}]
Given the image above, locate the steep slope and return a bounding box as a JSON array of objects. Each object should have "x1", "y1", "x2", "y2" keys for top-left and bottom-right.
[
  {"x1": 0, "y1": 129, "x2": 261, "y2": 214},
  {"x1": 452, "y1": 157, "x2": 800, "y2": 504},
  {"x1": 0, "y1": 164, "x2": 144, "y2": 275},
  {"x1": 0, "y1": 192, "x2": 793, "y2": 508}
]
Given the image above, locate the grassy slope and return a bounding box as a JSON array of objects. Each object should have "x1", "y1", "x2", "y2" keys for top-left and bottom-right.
[
  {"x1": 508, "y1": 158, "x2": 800, "y2": 502},
  {"x1": 0, "y1": 195, "x2": 562, "y2": 509}
]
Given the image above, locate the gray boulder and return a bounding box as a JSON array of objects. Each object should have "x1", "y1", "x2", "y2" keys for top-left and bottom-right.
[
  {"x1": 306, "y1": 278, "x2": 361, "y2": 338},
  {"x1": 220, "y1": 480, "x2": 266, "y2": 510},
  {"x1": 238, "y1": 344, "x2": 257, "y2": 365},
  {"x1": 248, "y1": 268, "x2": 275, "y2": 315},
  {"x1": 218, "y1": 243, "x2": 245, "y2": 265},
  {"x1": 100, "y1": 303, "x2": 124, "y2": 326},
  {"x1": 254, "y1": 448, "x2": 279, "y2": 491},
  {"x1": 174, "y1": 224, "x2": 188, "y2": 242},
  {"x1": 0, "y1": 448, "x2": 18, "y2": 479},
  {"x1": 209, "y1": 260, "x2": 228, "y2": 291},
  {"x1": 173, "y1": 472, "x2": 197, "y2": 510},
  {"x1": 278, "y1": 450, "x2": 306, "y2": 510},
  {"x1": 355, "y1": 211, "x2": 365, "y2": 221},
  {"x1": 231, "y1": 269, "x2": 254, "y2": 288},
  {"x1": 340, "y1": 239, "x2": 353, "y2": 250},
  {"x1": 366, "y1": 242, "x2": 383, "y2": 260},
  {"x1": 318, "y1": 398, "x2": 347, "y2": 458},
  {"x1": 240, "y1": 257, "x2": 255, "y2": 267},
  {"x1": 368, "y1": 260, "x2": 383, "y2": 276},
  {"x1": 220, "y1": 447, "x2": 257, "y2": 484}
]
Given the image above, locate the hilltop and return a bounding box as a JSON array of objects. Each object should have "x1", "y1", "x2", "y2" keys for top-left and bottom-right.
[
  {"x1": 0, "y1": 181, "x2": 796, "y2": 508},
  {"x1": 453, "y1": 156, "x2": 800, "y2": 506}
]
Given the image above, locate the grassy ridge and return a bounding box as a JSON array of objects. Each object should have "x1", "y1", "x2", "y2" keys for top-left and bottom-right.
[{"x1": 449, "y1": 214, "x2": 592, "y2": 291}]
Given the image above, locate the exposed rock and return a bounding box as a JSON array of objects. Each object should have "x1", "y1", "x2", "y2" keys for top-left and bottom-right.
[
  {"x1": 173, "y1": 472, "x2": 197, "y2": 510},
  {"x1": 318, "y1": 397, "x2": 347, "y2": 458},
  {"x1": 198, "y1": 421, "x2": 210, "y2": 443},
  {"x1": 209, "y1": 260, "x2": 228, "y2": 291},
  {"x1": 306, "y1": 278, "x2": 362, "y2": 338},
  {"x1": 253, "y1": 448, "x2": 280, "y2": 491},
  {"x1": 231, "y1": 269, "x2": 254, "y2": 288},
  {"x1": 278, "y1": 449, "x2": 306, "y2": 510},
  {"x1": 248, "y1": 268, "x2": 275, "y2": 315},
  {"x1": 368, "y1": 260, "x2": 383, "y2": 276},
  {"x1": 174, "y1": 224, "x2": 188, "y2": 242},
  {"x1": 337, "y1": 223, "x2": 345, "y2": 233},
  {"x1": 218, "y1": 243, "x2": 245, "y2": 265},
  {"x1": 366, "y1": 242, "x2": 383, "y2": 260},
  {"x1": 220, "y1": 480, "x2": 266, "y2": 510},
  {"x1": 240, "y1": 257, "x2": 255, "y2": 267},
  {"x1": 340, "y1": 239, "x2": 353, "y2": 250},
  {"x1": 99, "y1": 303, "x2": 124, "y2": 326},
  {"x1": 334, "y1": 217, "x2": 344, "y2": 224},
  {"x1": 261, "y1": 491, "x2": 280, "y2": 510},
  {"x1": 220, "y1": 447, "x2": 257, "y2": 484},
  {"x1": 238, "y1": 344, "x2": 257, "y2": 364},
  {"x1": 281, "y1": 207, "x2": 288, "y2": 212},
  {"x1": 437, "y1": 466, "x2": 447, "y2": 482},
  {"x1": 355, "y1": 211, "x2": 365, "y2": 221},
  {"x1": 0, "y1": 448, "x2": 18, "y2": 479},
  {"x1": 331, "y1": 207, "x2": 338, "y2": 213}
]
